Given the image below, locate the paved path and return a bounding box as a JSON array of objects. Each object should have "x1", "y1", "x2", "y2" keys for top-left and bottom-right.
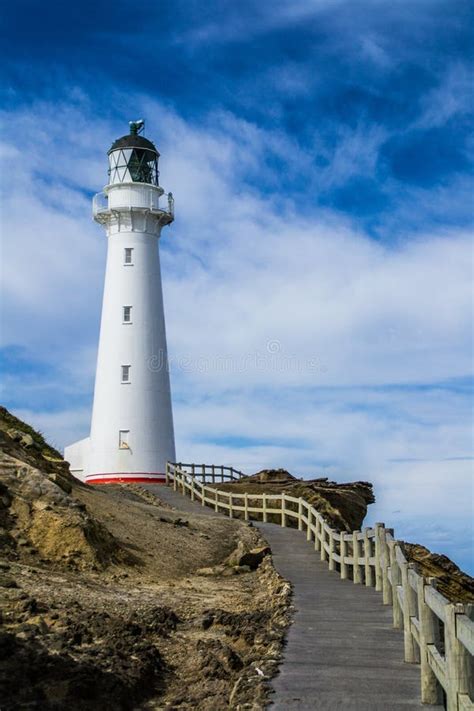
[
  {"x1": 254, "y1": 523, "x2": 443, "y2": 710},
  {"x1": 145, "y1": 485, "x2": 443, "y2": 710},
  {"x1": 143, "y1": 483, "x2": 220, "y2": 516}
]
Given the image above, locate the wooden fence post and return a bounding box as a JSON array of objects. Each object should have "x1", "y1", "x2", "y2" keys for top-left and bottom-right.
[
  {"x1": 328, "y1": 531, "x2": 336, "y2": 571},
  {"x1": 191, "y1": 463, "x2": 195, "y2": 477},
  {"x1": 352, "y1": 532, "x2": 362, "y2": 584},
  {"x1": 417, "y1": 576, "x2": 443, "y2": 705},
  {"x1": 320, "y1": 525, "x2": 327, "y2": 562},
  {"x1": 400, "y1": 561, "x2": 419, "y2": 663},
  {"x1": 229, "y1": 493, "x2": 233, "y2": 519},
  {"x1": 382, "y1": 528, "x2": 393, "y2": 605},
  {"x1": 262, "y1": 493, "x2": 268, "y2": 523},
  {"x1": 173, "y1": 470, "x2": 178, "y2": 491},
  {"x1": 298, "y1": 498, "x2": 303, "y2": 531},
  {"x1": 281, "y1": 494, "x2": 287, "y2": 527},
  {"x1": 389, "y1": 543, "x2": 403, "y2": 629},
  {"x1": 190, "y1": 477, "x2": 195, "y2": 501},
  {"x1": 364, "y1": 528, "x2": 374, "y2": 587},
  {"x1": 374, "y1": 523, "x2": 384, "y2": 592},
  {"x1": 306, "y1": 509, "x2": 312, "y2": 542},
  {"x1": 340, "y1": 534, "x2": 348, "y2": 580},
  {"x1": 314, "y1": 516, "x2": 321, "y2": 552},
  {"x1": 244, "y1": 493, "x2": 249, "y2": 521},
  {"x1": 201, "y1": 484, "x2": 206, "y2": 507},
  {"x1": 445, "y1": 603, "x2": 474, "y2": 711},
  {"x1": 214, "y1": 489, "x2": 219, "y2": 512}
]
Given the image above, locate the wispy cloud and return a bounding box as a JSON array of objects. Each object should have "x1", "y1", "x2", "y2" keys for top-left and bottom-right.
[
  {"x1": 416, "y1": 63, "x2": 473, "y2": 129},
  {"x1": 1, "y1": 0, "x2": 472, "y2": 571}
]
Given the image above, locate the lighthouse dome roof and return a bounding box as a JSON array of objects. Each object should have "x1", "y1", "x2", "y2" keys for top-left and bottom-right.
[{"x1": 108, "y1": 134, "x2": 159, "y2": 155}]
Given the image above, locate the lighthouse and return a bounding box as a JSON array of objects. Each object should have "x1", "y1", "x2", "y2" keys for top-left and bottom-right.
[{"x1": 65, "y1": 120, "x2": 176, "y2": 484}]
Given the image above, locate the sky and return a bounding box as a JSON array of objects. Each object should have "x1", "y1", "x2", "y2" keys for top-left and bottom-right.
[{"x1": 0, "y1": 0, "x2": 473, "y2": 572}]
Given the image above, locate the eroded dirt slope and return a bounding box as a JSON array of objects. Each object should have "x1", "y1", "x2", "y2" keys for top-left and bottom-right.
[{"x1": 0, "y1": 409, "x2": 291, "y2": 710}]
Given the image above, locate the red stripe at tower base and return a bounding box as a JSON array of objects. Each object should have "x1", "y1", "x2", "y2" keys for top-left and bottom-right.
[{"x1": 86, "y1": 473, "x2": 166, "y2": 485}]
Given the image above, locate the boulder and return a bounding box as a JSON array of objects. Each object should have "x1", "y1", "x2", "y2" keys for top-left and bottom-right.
[
  {"x1": 239, "y1": 546, "x2": 271, "y2": 570},
  {"x1": 47, "y1": 471, "x2": 72, "y2": 494},
  {"x1": 7, "y1": 429, "x2": 34, "y2": 448},
  {"x1": 226, "y1": 541, "x2": 270, "y2": 570},
  {"x1": 245, "y1": 469, "x2": 296, "y2": 483}
]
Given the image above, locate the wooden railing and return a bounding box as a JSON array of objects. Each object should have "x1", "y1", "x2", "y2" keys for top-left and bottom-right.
[
  {"x1": 166, "y1": 462, "x2": 474, "y2": 711},
  {"x1": 167, "y1": 462, "x2": 245, "y2": 484}
]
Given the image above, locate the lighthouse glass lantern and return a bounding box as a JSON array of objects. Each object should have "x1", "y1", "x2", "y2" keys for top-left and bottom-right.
[{"x1": 108, "y1": 120, "x2": 160, "y2": 186}]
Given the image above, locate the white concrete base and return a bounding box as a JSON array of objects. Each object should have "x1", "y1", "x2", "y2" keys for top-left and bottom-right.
[{"x1": 64, "y1": 437, "x2": 90, "y2": 483}]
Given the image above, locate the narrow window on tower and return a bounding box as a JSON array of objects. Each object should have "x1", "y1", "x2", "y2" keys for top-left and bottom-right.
[
  {"x1": 121, "y1": 365, "x2": 131, "y2": 383},
  {"x1": 124, "y1": 248, "x2": 133, "y2": 265},
  {"x1": 123, "y1": 306, "x2": 132, "y2": 323},
  {"x1": 119, "y1": 430, "x2": 130, "y2": 449}
]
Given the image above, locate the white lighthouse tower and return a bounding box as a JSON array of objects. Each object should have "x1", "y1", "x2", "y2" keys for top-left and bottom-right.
[{"x1": 65, "y1": 120, "x2": 176, "y2": 484}]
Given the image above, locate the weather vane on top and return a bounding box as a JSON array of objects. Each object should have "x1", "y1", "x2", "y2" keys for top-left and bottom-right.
[{"x1": 129, "y1": 119, "x2": 145, "y2": 135}]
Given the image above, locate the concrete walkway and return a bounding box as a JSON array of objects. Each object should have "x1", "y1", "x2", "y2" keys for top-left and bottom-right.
[
  {"x1": 254, "y1": 523, "x2": 443, "y2": 710},
  {"x1": 145, "y1": 485, "x2": 443, "y2": 710},
  {"x1": 143, "y1": 483, "x2": 220, "y2": 516}
]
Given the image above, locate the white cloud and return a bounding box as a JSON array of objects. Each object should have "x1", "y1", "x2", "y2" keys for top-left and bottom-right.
[
  {"x1": 176, "y1": 0, "x2": 347, "y2": 48},
  {"x1": 1, "y1": 94, "x2": 472, "y2": 571},
  {"x1": 416, "y1": 63, "x2": 473, "y2": 130},
  {"x1": 163, "y1": 221, "x2": 472, "y2": 389},
  {"x1": 316, "y1": 123, "x2": 388, "y2": 188}
]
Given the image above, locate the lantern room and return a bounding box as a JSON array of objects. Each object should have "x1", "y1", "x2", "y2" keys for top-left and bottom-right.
[{"x1": 107, "y1": 120, "x2": 160, "y2": 186}]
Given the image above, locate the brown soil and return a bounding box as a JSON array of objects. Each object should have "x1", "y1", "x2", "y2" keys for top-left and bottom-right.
[{"x1": 0, "y1": 410, "x2": 291, "y2": 710}]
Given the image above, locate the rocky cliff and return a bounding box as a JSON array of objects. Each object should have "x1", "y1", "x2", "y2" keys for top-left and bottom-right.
[
  {"x1": 403, "y1": 543, "x2": 474, "y2": 603},
  {"x1": 0, "y1": 408, "x2": 290, "y2": 710},
  {"x1": 214, "y1": 468, "x2": 375, "y2": 531}
]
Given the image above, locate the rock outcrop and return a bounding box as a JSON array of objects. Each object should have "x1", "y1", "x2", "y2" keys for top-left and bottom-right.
[
  {"x1": 403, "y1": 543, "x2": 474, "y2": 603},
  {"x1": 0, "y1": 411, "x2": 128, "y2": 571},
  {"x1": 216, "y1": 468, "x2": 375, "y2": 532}
]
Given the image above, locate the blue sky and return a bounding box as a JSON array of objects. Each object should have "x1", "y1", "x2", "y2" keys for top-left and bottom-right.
[{"x1": 1, "y1": 0, "x2": 473, "y2": 572}]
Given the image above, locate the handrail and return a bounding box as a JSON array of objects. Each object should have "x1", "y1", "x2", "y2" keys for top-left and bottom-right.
[
  {"x1": 92, "y1": 189, "x2": 174, "y2": 219},
  {"x1": 168, "y1": 462, "x2": 245, "y2": 482},
  {"x1": 166, "y1": 461, "x2": 474, "y2": 711}
]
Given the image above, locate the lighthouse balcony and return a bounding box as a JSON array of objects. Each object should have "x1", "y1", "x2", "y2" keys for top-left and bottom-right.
[
  {"x1": 93, "y1": 189, "x2": 174, "y2": 225},
  {"x1": 92, "y1": 191, "x2": 109, "y2": 219}
]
